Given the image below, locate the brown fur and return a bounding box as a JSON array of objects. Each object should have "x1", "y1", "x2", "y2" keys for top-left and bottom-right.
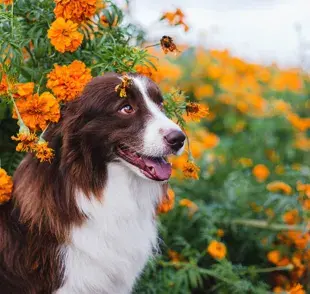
[{"x1": 0, "y1": 73, "x2": 164, "y2": 293}]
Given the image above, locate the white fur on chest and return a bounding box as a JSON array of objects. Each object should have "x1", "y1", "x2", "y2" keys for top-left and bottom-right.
[{"x1": 57, "y1": 163, "x2": 163, "y2": 294}]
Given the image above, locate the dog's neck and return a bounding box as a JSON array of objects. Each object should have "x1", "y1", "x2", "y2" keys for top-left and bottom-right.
[{"x1": 57, "y1": 162, "x2": 163, "y2": 294}]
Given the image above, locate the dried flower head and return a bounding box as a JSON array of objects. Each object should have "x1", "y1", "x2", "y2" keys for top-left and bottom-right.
[
  {"x1": 11, "y1": 131, "x2": 38, "y2": 153},
  {"x1": 160, "y1": 36, "x2": 180, "y2": 54},
  {"x1": 0, "y1": 168, "x2": 13, "y2": 205},
  {"x1": 34, "y1": 141, "x2": 55, "y2": 163},
  {"x1": 186, "y1": 102, "x2": 209, "y2": 122},
  {"x1": 115, "y1": 75, "x2": 133, "y2": 98},
  {"x1": 182, "y1": 161, "x2": 200, "y2": 180},
  {"x1": 47, "y1": 17, "x2": 83, "y2": 53}
]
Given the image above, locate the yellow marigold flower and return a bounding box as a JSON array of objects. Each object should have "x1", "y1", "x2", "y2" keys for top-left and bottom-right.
[
  {"x1": 11, "y1": 132, "x2": 38, "y2": 153},
  {"x1": 238, "y1": 157, "x2": 253, "y2": 167},
  {"x1": 252, "y1": 164, "x2": 270, "y2": 182},
  {"x1": 47, "y1": 60, "x2": 92, "y2": 102},
  {"x1": 207, "y1": 240, "x2": 227, "y2": 260},
  {"x1": 0, "y1": 0, "x2": 13, "y2": 5},
  {"x1": 54, "y1": 0, "x2": 97, "y2": 23},
  {"x1": 283, "y1": 209, "x2": 299, "y2": 225},
  {"x1": 289, "y1": 283, "x2": 305, "y2": 294},
  {"x1": 160, "y1": 36, "x2": 180, "y2": 54},
  {"x1": 47, "y1": 17, "x2": 83, "y2": 53},
  {"x1": 13, "y1": 92, "x2": 60, "y2": 131},
  {"x1": 267, "y1": 181, "x2": 292, "y2": 195},
  {"x1": 34, "y1": 141, "x2": 55, "y2": 163},
  {"x1": 182, "y1": 161, "x2": 200, "y2": 180},
  {"x1": 179, "y1": 198, "x2": 198, "y2": 216},
  {"x1": 157, "y1": 188, "x2": 175, "y2": 214},
  {"x1": 217, "y1": 229, "x2": 225, "y2": 237},
  {"x1": 185, "y1": 102, "x2": 209, "y2": 122},
  {"x1": 115, "y1": 75, "x2": 133, "y2": 98},
  {"x1": 0, "y1": 168, "x2": 13, "y2": 205}
]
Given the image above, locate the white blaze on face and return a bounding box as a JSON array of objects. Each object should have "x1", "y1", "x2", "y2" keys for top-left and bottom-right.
[{"x1": 133, "y1": 77, "x2": 184, "y2": 156}]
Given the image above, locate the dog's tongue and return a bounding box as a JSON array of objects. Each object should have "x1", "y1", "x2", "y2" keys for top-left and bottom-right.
[{"x1": 143, "y1": 157, "x2": 172, "y2": 181}]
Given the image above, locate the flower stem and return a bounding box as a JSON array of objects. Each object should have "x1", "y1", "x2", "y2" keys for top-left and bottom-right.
[
  {"x1": 230, "y1": 218, "x2": 306, "y2": 232},
  {"x1": 144, "y1": 43, "x2": 160, "y2": 49}
]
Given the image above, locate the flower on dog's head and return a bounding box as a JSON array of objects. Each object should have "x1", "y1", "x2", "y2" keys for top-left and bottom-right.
[
  {"x1": 34, "y1": 139, "x2": 54, "y2": 163},
  {"x1": 115, "y1": 75, "x2": 133, "y2": 98},
  {"x1": 160, "y1": 36, "x2": 180, "y2": 54}
]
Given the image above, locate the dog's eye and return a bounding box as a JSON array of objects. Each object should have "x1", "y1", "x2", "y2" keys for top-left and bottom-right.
[{"x1": 119, "y1": 104, "x2": 134, "y2": 114}]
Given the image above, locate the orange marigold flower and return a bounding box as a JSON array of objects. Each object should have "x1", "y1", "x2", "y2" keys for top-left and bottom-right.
[
  {"x1": 182, "y1": 161, "x2": 200, "y2": 180},
  {"x1": 14, "y1": 82, "x2": 35, "y2": 99},
  {"x1": 161, "y1": 8, "x2": 189, "y2": 32},
  {"x1": 207, "y1": 240, "x2": 227, "y2": 260},
  {"x1": 34, "y1": 141, "x2": 55, "y2": 163},
  {"x1": 289, "y1": 283, "x2": 305, "y2": 294},
  {"x1": 185, "y1": 102, "x2": 209, "y2": 122},
  {"x1": 217, "y1": 229, "x2": 225, "y2": 237},
  {"x1": 47, "y1": 60, "x2": 92, "y2": 102},
  {"x1": 252, "y1": 164, "x2": 270, "y2": 182},
  {"x1": 0, "y1": 72, "x2": 8, "y2": 95},
  {"x1": 267, "y1": 250, "x2": 281, "y2": 264},
  {"x1": 168, "y1": 249, "x2": 181, "y2": 263},
  {"x1": 179, "y1": 198, "x2": 198, "y2": 216},
  {"x1": 100, "y1": 14, "x2": 118, "y2": 27},
  {"x1": 267, "y1": 181, "x2": 292, "y2": 195},
  {"x1": 115, "y1": 75, "x2": 133, "y2": 98},
  {"x1": 283, "y1": 209, "x2": 299, "y2": 225},
  {"x1": 0, "y1": 168, "x2": 13, "y2": 205},
  {"x1": 0, "y1": 0, "x2": 13, "y2": 5},
  {"x1": 157, "y1": 188, "x2": 175, "y2": 214},
  {"x1": 54, "y1": 0, "x2": 97, "y2": 23},
  {"x1": 47, "y1": 17, "x2": 83, "y2": 53},
  {"x1": 296, "y1": 181, "x2": 310, "y2": 198},
  {"x1": 11, "y1": 132, "x2": 38, "y2": 153},
  {"x1": 13, "y1": 92, "x2": 60, "y2": 131},
  {"x1": 134, "y1": 64, "x2": 154, "y2": 80},
  {"x1": 160, "y1": 36, "x2": 180, "y2": 54}
]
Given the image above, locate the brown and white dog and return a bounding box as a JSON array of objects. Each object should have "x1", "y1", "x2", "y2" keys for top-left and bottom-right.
[{"x1": 0, "y1": 73, "x2": 185, "y2": 294}]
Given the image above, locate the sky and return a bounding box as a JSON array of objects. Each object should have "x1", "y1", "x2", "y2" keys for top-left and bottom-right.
[{"x1": 126, "y1": 0, "x2": 310, "y2": 69}]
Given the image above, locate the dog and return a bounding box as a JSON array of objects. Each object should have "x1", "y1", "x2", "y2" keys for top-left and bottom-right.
[{"x1": 0, "y1": 73, "x2": 185, "y2": 294}]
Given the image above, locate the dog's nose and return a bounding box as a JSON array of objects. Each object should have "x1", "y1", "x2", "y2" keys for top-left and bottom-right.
[{"x1": 164, "y1": 130, "x2": 186, "y2": 151}]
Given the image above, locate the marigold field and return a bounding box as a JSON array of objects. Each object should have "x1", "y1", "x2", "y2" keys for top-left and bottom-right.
[{"x1": 0, "y1": 1, "x2": 309, "y2": 293}]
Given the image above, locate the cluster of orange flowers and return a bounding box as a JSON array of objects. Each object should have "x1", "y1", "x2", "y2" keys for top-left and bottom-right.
[
  {"x1": 47, "y1": 60, "x2": 92, "y2": 102},
  {"x1": 0, "y1": 168, "x2": 13, "y2": 205},
  {"x1": 48, "y1": 0, "x2": 103, "y2": 53}
]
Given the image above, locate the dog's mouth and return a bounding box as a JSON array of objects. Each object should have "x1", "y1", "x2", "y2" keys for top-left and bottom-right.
[{"x1": 116, "y1": 145, "x2": 172, "y2": 181}]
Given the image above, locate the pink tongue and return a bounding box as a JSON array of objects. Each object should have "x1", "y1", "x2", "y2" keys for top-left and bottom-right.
[{"x1": 143, "y1": 158, "x2": 172, "y2": 181}]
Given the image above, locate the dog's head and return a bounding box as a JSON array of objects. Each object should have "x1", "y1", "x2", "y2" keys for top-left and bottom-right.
[{"x1": 61, "y1": 73, "x2": 185, "y2": 182}]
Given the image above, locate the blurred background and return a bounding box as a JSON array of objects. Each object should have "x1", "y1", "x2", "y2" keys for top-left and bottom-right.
[{"x1": 129, "y1": 0, "x2": 310, "y2": 68}]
